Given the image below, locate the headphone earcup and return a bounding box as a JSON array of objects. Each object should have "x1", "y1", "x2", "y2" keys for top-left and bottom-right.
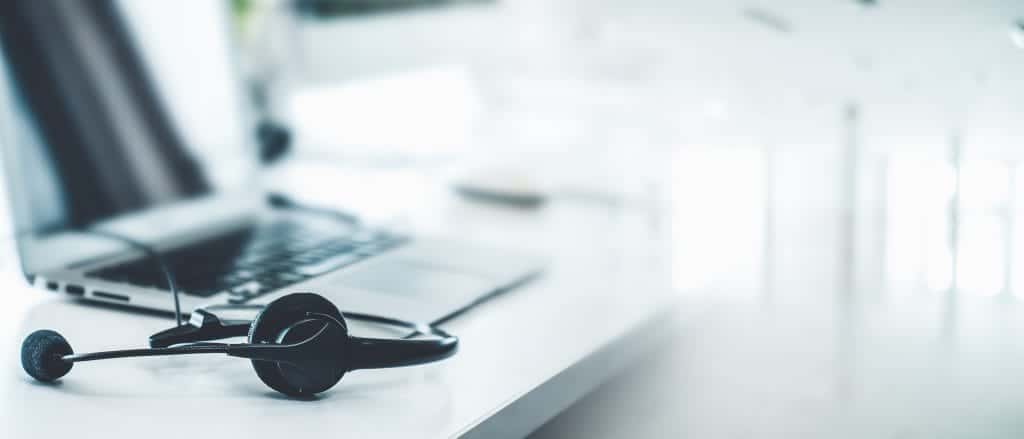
[{"x1": 248, "y1": 293, "x2": 348, "y2": 397}]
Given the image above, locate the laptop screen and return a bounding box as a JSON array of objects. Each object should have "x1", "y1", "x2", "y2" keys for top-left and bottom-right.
[{"x1": 0, "y1": 1, "x2": 258, "y2": 271}]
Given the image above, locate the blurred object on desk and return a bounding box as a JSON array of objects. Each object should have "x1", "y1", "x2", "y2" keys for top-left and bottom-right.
[{"x1": 454, "y1": 166, "x2": 547, "y2": 209}]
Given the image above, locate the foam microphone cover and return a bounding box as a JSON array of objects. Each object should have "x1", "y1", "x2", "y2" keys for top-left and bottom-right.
[{"x1": 21, "y1": 329, "x2": 74, "y2": 382}]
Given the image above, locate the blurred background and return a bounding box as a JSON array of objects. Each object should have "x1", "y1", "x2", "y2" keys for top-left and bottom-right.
[
  {"x1": 5, "y1": 0, "x2": 1024, "y2": 436},
  {"x1": 225, "y1": 0, "x2": 1024, "y2": 306},
  {"x1": 224, "y1": 1, "x2": 1024, "y2": 435}
]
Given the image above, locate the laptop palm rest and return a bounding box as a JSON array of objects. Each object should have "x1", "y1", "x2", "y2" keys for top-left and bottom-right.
[{"x1": 317, "y1": 259, "x2": 502, "y2": 323}]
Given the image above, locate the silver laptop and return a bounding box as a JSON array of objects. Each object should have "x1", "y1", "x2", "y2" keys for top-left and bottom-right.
[{"x1": 0, "y1": 0, "x2": 540, "y2": 323}]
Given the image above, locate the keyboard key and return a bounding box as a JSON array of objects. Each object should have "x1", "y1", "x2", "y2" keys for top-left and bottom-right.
[
  {"x1": 278, "y1": 272, "x2": 306, "y2": 283},
  {"x1": 232, "y1": 281, "x2": 263, "y2": 296}
]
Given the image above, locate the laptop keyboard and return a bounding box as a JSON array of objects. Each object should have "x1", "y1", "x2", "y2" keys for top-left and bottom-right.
[{"x1": 85, "y1": 220, "x2": 406, "y2": 304}]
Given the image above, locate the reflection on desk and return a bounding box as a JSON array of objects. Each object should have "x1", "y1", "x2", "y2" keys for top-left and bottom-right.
[{"x1": 537, "y1": 298, "x2": 1024, "y2": 439}]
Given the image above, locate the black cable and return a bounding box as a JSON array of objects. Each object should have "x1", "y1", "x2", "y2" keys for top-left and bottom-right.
[
  {"x1": 78, "y1": 228, "x2": 183, "y2": 327},
  {"x1": 183, "y1": 306, "x2": 452, "y2": 343},
  {"x1": 304, "y1": 311, "x2": 453, "y2": 342},
  {"x1": 335, "y1": 311, "x2": 448, "y2": 340},
  {"x1": 62, "y1": 344, "x2": 228, "y2": 362}
]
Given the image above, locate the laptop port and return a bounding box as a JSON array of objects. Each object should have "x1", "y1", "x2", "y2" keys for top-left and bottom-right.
[
  {"x1": 45, "y1": 281, "x2": 59, "y2": 291},
  {"x1": 92, "y1": 291, "x2": 129, "y2": 302},
  {"x1": 65, "y1": 284, "x2": 85, "y2": 296}
]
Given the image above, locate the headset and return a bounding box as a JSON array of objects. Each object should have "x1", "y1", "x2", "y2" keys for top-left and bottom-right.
[
  {"x1": 21, "y1": 293, "x2": 457, "y2": 398},
  {"x1": 20, "y1": 194, "x2": 458, "y2": 398}
]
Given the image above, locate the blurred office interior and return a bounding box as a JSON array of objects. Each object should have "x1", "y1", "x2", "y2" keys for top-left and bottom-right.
[
  {"x1": 226, "y1": 0, "x2": 1024, "y2": 306},
  {"x1": 4, "y1": 0, "x2": 1024, "y2": 437},
  {"x1": 225, "y1": 1, "x2": 1024, "y2": 435}
]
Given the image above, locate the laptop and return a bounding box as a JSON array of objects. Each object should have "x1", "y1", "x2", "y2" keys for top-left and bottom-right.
[{"x1": 0, "y1": 0, "x2": 541, "y2": 323}]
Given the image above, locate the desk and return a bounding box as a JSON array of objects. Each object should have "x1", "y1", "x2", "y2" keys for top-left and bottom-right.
[
  {"x1": 536, "y1": 298, "x2": 1024, "y2": 438},
  {"x1": 0, "y1": 187, "x2": 675, "y2": 439}
]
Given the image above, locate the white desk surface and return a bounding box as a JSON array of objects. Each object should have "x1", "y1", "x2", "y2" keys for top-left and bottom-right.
[{"x1": 0, "y1": 185, "x2": 675, "y2": 439}]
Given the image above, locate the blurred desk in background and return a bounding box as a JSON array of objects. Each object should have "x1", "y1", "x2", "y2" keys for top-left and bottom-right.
[{"x1": 0, "y1": 172, "x2": 675, "y2": 439}]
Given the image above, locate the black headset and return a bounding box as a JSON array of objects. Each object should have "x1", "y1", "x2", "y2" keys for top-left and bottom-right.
[
  {"x1": 21, "y1": 293, "x2": 458, "y2": 398},
  {"x1": 21, "y1": 194, "x2": 457, "y2": 398}
]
